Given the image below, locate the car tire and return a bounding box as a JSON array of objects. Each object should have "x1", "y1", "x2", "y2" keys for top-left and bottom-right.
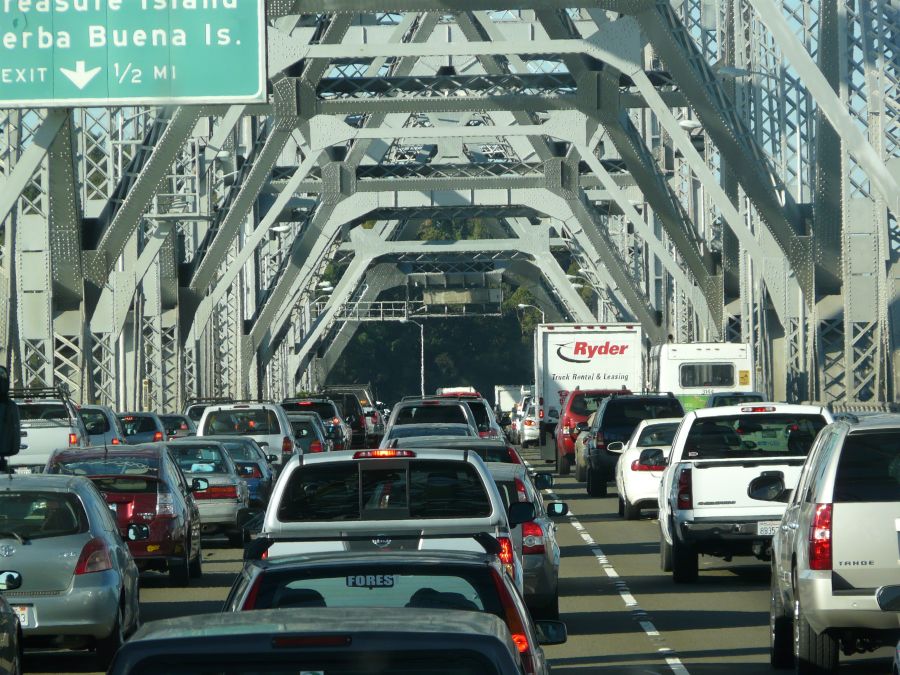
[
  {"x1": 794, "y1": 597, "x2": 837, "y2": 674},
  {"x1": 671, "y1": 537, "x2": 698, "y2": 583},
  {"x1": 169, "y1": 543, "x2": 190, "y2": 587},
  {"x1": 189, "y1": 538, "x2": 203, "y2": 579},
  {"x1": 660, "y1": 528, "x2": 673, "y2": 572},
  {"x1": 623, "y1": 498, "x2": 640, "y2": 521},
  {"x1": 558, "y1": 453, "x2": 570, "y2": 476},
  {"x1": 586, "y1": 469, "x2": 606, "y2": 497},
  {"x1": 770, "y1": 570, "x2": 793, "y2": 669},
  {"x1": 574, "y1": 461, "x2": 586, "y2": 482},
  {"x1": 95, "y1": 602, "x2": 125, "y2": 667}
]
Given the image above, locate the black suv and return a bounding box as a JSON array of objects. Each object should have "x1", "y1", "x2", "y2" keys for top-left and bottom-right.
[
  {"x1": 322, "y1": 390, "x2": 367, "y2": 448},
  {"x1": 584, "y1": 394, "x2": 684, "y2": 497},
  {"x1": 281, "y1": 398, "x2": 351, "y2": 450}
]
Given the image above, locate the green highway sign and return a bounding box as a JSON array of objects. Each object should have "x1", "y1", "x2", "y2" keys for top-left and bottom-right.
[{"x1": 0, "y1": 0, "x2": 266, "y2": 107}]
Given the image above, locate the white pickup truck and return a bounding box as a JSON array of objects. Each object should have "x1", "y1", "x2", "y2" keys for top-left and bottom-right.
[
  {"x1": 11, "y1": 387, "x2": 89, "y2": 472},
  {"x1": 657, "y1": 403, "x2": 832, "y2": 582}
]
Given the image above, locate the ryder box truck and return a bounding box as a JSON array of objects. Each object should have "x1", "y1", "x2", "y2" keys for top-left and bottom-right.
[{"x1": 533, "y1": 323, "x2": 644, "y2": 463}]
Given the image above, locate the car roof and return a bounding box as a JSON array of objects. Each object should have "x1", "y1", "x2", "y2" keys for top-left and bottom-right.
[
  {"x1": 289, "y1": 448, "x2": 478, "y2": 465},
  {"x1": 396, "y1": 436, "x2": 506, "y2": 448},
  {"x1": 397, "y1": 398, "x2": 469, "y2": 407},
  {"x1": 50, "y1": 446, "x2": 163, "y2": 461},
  {"x1": 165, "y1": 438, "x2": 227, "y2": 448},
  {"x1": 484, "y1": 462, "x2": 528, "y2": 481},
  {"x1": 118, "y1": 411, "x2": 160, "y2": 417},
  {"x1": 201, "y1": 435, "x2": 261, "y2": 444},
  {"x1": 205, "y1": 403, "x2": 281, "y2": 411},
  {"x1": 0, "y1": 473, "x2": 92, "y2": 491},
  {"x1": 844, "y1": 413, "x2": 900, "y2": 432},
  {"x1": 250, "y1": 549, "x2": 496, "y2": 571},
  {"x1": 692, "y1": 403, "x2": 829, "y2": 418},
  {"x1": 127, "y1": 607, "x2": 511, "y2": 643}
]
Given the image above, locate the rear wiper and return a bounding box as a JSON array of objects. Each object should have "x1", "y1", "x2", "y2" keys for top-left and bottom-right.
[{"x1": 0, "y1": 531, "x2": 26, "y2": 544}]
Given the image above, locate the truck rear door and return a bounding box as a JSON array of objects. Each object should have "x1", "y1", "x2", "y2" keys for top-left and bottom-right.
[{"x1": 830, "y1": 430, "x2": 900, "y2": 589}]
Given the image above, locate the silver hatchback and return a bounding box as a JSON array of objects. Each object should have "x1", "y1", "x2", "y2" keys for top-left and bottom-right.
[{"x1": 0, "y1": 474, "x2": 140, "y2": 666}]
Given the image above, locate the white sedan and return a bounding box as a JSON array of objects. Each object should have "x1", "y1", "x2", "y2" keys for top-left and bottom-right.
[{"x1": 613, "y1": 418, "x2": 682, "y2": 520}]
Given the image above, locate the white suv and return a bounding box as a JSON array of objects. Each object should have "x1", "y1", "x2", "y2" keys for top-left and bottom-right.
[
  {"x1": 762, "y1": 414, "x2": 900, "y2": 673},
  {"x1": 197, "y1": 403, "x2": 299, "y2": 470}
]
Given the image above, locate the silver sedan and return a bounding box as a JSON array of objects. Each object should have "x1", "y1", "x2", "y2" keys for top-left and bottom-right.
[{"x1": 0, "y1": 474, "x2": 140, "y2": 667}]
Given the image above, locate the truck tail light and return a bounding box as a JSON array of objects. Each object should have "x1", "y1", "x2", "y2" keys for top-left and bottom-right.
[
  {"x1": 68, "y1": 433, "x2": 79, "y2": 446},
  {"x1": 309, "y1": 440, "x2": 323, "y2": 453},
  {"x1": 676, "y1": 468, "x2": 693, "y2": 510},
  {"x1": 74, "y1": 538, "x2": 112, "y2": 575},
  {"x1": 514, "y1": 477, "x2": 528, "y2": 502},
  {"x1": 522, "y1": 521, "x2": 545, "y2": 554},
  {"x1": 809, "y1": 503, "x2": 833, "y2": 571}
]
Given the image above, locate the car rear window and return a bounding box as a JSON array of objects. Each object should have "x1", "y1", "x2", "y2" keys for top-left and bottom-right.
[
  {"x1": 277, "y1": 460, "x2": 492, "y2": 522},
  {"x1": 119, "y1": 415, "x2": 158, "y2": 434},
  {"x1": 600, "y1": 399, "x2": 684, "y2": 442},
  {"x1": 465, "y1": 401, "x2": 491, "y2": 432},
  {"x1": 204, "y1": 409, "x2": 279, "y2": 435},
  {"x1": 291, "y1": 421, "x2": 318, "y2": 438},
  {"x1": 18, "y1": 403, "x2": 69, "y2": 422},
  {"x1": 636, "y1": 423, "x2": 679, "y2": 447},
  {"x1": 79, "y1": 409, "x2": 110, "y2": 433},
  {"x1": 160, "y1": 415, "x2": 192, "y2": 432},
  {"x1": 0, "y1": 491, "x2": 88, "y2": 540},
  {"x1": 395, "y1": 404, "x2": 468, "y2": 426},
  {"x1": 48, "y1": 456, "x2": 159, "y2": 476},
  {"x1": 220, "y1": 441, "x2": 261, "y2": 462},
  {"x1": 185, "y1": 405, "x2": 207, "y2": 422},
  {"x1": 833, "y1": 431, "x2": 900, "y2": 503},
  {"x1": 680, "y1": 363, "x2": 735, "y2": 388},
  {"x1": 569, "y1": 393, "x2": 610, "y2": 416},
  {"x1": 709, "y1": 394, "x2": 765, "y2": 407},
  {"x1": 90, "y1": 477, "x2": 159, "y2": 494},
  {"x1": 468, "y1": 445, "x2": 515, "y2": 464},
  {"x1": 284, "y1": 402, "x2": 337, "y2": 422},
  {"x1": 169, "y1": 445, "x2": 230, "y2": 474},
  {"x1": 247, "y1": 564, "x2": 498, "y2": 615},
  {"x1": 684, "y1": 413, "x2": 827, "y2": 460}
]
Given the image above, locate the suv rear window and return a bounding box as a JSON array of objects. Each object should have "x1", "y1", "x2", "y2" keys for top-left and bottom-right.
[
  {"x1": 680, "y1": 363, "x2": 734, "y2": 388},
  {"x1": 284, "y1": 402, "x2": 338, "y2": 423},
  {"x1": 278, "y1": 460, "x2": 492, "y2": 522},
  {"x1": 0, "y1": 491, "x2": 88, "y2": 540},
  {"x1": 569, "y1": 393, "x2": 610, "y2": 416},
  {"x1": 465, "y1": 401, "x2": 491, "y2": 432},
  {"x1": 833, "y1": 431, "x2": 900, "y2": 503},
  {"x1": 120, "y1": 415, "x2": 159, "y2": 434},
  {"x1": 18, "y1": 403, "x2": 68, "y2": 422},
  {"x1": 684, "y1": 413, "x2": 827, "y2": 460},
  {"x1": 599, "y1": 399, "x2": 684, "y2": 443},
  {"x1": 79, "y1": 409, "x2": 110, "y2": 433},
  {"x1": 635, "y1": 423, "x2": 679, "y2": 447},
  {"x1": 395, "y1": 404, "x2": 468, "y2": 426},
  {"x1": 48, "y1": 455, "x2": 159, "y2": 476},
  {"x1": 204, "y1": 409, "x2": 279, "y2": 435}
]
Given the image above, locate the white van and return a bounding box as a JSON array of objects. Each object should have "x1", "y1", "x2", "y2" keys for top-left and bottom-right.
[
  {"x1": 197, "y1": 403, "x2": 299, "y2": 470},
  {"x1": 650, "y1": 342, "x2": 756, "y2": 412}
]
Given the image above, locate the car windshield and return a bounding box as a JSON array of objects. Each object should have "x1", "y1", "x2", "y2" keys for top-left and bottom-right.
[
  {"x1": 394, "y1": 404, "x2": 468, "y2": 425},
  {"x1": 291, "y1": 421, "x2": 319, "y2": 439},
  {"x1": 388, "y1": 425, "x2": 473, "y2": 439},
  {"x1": 683, "y1": 413, "x2": 827, "y2": 460},
  {"x1": 119, "y1": 415, "x2": 158, "y2": 435},
  {"x1": 833, "y1": 431, "x2": 900, "y2": 502},
  {"x1": 277, "y1": 460, "x2": 492, "y2": 521},
  {"x1": 204, "y1": 409, "x2": 279, "y2": 436},
  {"x1": 79, "y1": 409, "x2": 110, "y2": 433},
  {"x1": 18, "y1": 403, "x2": 68, "y2": 422},
  {"x1": 169, "y1": 445, "x2": 230, "y2": 474},
  {"x1": 160, "y1": 415, "x2": 192, "y2": 431},
  {"x1": 600, "y1": 399, "x2": 684, "y2": 443},
  {"x1": 494, "y1": 478, "x2": 532, "y2": 510},
  {"x1": 48, "y1": 456, "x2": 159, "y2": 476},
  {"x1": 569, "y1": 393, "x2": 610, "y2": 416},
  {"x1": 635, "y1": 423, "x2": 679, "y2": 447},
  {"x1": 0, "y1": 491, "x2": 88, "y2": 540},
  {"x1": 220, "y1": 441, "x2": 261, "y2": 462},
  {"x1": 284, "y1": 402, "x2": 337, "y2": 422}
]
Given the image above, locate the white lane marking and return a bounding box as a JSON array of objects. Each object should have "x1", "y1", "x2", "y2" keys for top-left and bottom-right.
[{"x1": 527, "y1": 459, "x2": 689, "y2": 674}]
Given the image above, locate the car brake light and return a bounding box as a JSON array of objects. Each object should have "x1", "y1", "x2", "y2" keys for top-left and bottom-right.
[
  {"x1": 74, "y1": 537, "x2": 112, "y2": 575},
  {"x1": 358, "y1": 414, "x2": 365, "y2": 429},
  {"x1": 514, "y1": 478, "x2": 528, "y2": 502},
  {"x1": 309, "y1": 440, "x2": 323, "y2": 453},
  {"x1": 156, "y1": 491, "x2": 176, "y2": 519},
  {"x1": 809, "y1": 503, "x2": 833, "y2": 571},
  {"x1": 631, "y1": 460, "x2": 666, "y2": 472},
  {"x1": 741, "y1": 406, "x2": 776, "y2": 413},
  {"x1": 242, "y1": 575, "x2": 263, "y2": 610},
  {"x1": 523, "y1": 419, "x2": 535, "y2": 427},
  {"x1": 195, "y1": 485, "x2": 238, "y2": 500},
  {"x1": 68, "y1": 433, "x2": 78, "y2": 446},
  {"x1": 489, "y1": 570, "x2": 533, "y2": 670},
  {"x1": 282, "y1": 437, "x2": 293, "y2": 456},
  {"x1": 332, "y1": 416, "x2": 341, "y2": 425},
  {"x1": 498, "y1": 536, "x2": 514, "y2": 566},
  {"x1": 538, "y1": 409, "x2": 544, "y2": 419},
  {"x1": 677, "y1": 468, "x2": 693, "y2": 510},
  {"x1": 522, "y1": 521, "x2": 545, "y2": 554},
  {"x1": 506, "y1": 446, "x2": 521, "y2": 464},
  {"x1": 353, "y1": 450, "x2": 416, "y2": 459},
  {"x1": 111, "y1": 438, "x2": 120, "y2": 445},
  {"x1": 153, "y1": 431, "x2": 163, "y2": 442}
]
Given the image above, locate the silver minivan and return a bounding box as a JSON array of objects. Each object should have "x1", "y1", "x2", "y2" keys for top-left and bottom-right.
[
  {"x1": 198, "y1": 403, "x2": 300, "y2": 470},
  {"x1": 758, "y1": 414, "x2": 900, "y2": 673}
]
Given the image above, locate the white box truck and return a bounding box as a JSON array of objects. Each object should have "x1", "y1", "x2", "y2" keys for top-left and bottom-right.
[
  {"x1": 493, "y1": 385, "x2": 527, "y2": 414},
  {"x1": 533, "y1": 323, "x2": 644, "y2": 462}
]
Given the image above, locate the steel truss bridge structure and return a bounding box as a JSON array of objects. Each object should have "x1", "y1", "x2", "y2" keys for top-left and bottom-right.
[{"x1": 1, "y1": 0, "x2": 898, "y2": 409}]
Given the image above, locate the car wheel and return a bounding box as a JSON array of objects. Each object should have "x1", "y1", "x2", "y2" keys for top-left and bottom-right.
[
  {"x1": 659, "y1": 528, "x2": 673, "y2": 572},
  {"x1": 574, "y1": 461, "x2": 586, "y2": 482},
  {"x1": 95, "y1": 602, "x2": 124, "y2": 667},
  {"x1": 671, "y1": 537, "x2": 698, "y2": 583},
  {"x1": 558, "y1": 453, "x2": 570, "y2": 476},
  {"x1": 169, "y1": 542, "x2": 190, "y2": 587},
  {"x1": 770, "y1": 569, "x2": 793, "y2": 669},
  {"x1": 189, "y1": 538, "x2": 203, "y2": 579},
  {"x1": 623, "y1": 498, "x2": 640, "y2": 521},
  {"x1": 794, "y1": 596, "x2": 837, "y2": 674},
  {"x1": 586, "y1": 469, "x2": 606, "y2": 497}
]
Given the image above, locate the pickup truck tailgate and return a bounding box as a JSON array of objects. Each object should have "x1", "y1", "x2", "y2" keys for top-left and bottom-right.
[{"x1": 689, "y1": 456, "x2": 806, "y2": 519}]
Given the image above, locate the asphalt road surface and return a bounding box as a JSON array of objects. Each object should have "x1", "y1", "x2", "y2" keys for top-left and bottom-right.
[{"x1": 24, "y1": 441, "x2": 894, "y2": 675}]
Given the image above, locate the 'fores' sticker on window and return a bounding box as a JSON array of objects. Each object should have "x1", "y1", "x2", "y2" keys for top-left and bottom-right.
[{"x1": 346, "y1": 574, "x2": 395, "y2": 588}]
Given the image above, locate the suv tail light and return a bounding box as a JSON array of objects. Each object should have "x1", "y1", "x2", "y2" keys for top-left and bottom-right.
[
  {"x1": 358, "y1": 414, "x2": 365, "y2": 430},
  {"x1": 332, "y1": 416, "x2": 341, "y2": 426},
  {"x1": 372, "y1": 411, "x2": 380, "y2": 424},
  {"x1": 631, "y1": 459, "x2": 666, "y2": 472},
  {"x1": 309, "y1": 440, "x2": 323, "y2": 453},
  {"x1": 195, "y1": 485, "x2": 238, "y2": 500},
  {"x1": 514, "y1": 478, "x2": 528, "y2": 502},
  {"x1": 242, "y1": 575, "x2": 263, "y2": 610},
  {"x1": 676, "y1": 468, "x2": 693, "y2": 510},
  {"x1": 74, "y1": 538, "x2": 112, "y2": 575},
  {"x1": 490, "y1": 570, "x2": 535, "y2": 674},
  {"x1": 281, "y1": 436, "x2": 293, "y2": 456},
  {"x1": 497, "y1": 536, "x2": 514, "y2": 567},
  {"x1": 522, "y1": 521, "x2": 545, "y2": 554},
  {"x1": 152, "y1": 431, "x2": 163, "y2": 442},
  {"x1": 562, "y1": 416, "x2": 572, "y2": 435},
  {"x1": 506, "y1": 446, "x2": 522, "y2": 464},
  {"x1": 809, "y1": 503, "x2": 833, "y2": 571},
  {"x1": 156, "y1": 490, "x2": 176, "y2": 519},
  {"x1": 68, "y1": 433, "x2": 79, "y2": 446}
]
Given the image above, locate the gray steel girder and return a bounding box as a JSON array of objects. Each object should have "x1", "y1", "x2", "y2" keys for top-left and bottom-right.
[{"x1": 47, "y1": 112, "x2": 84, "y2": 307}]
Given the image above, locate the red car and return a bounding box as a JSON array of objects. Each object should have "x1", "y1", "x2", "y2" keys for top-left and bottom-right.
[
  {"x1": 45, "y1": 446, "x2": 205, "y2": 586},
  {"x1": 554, "y1": 389, "x2": 629, "y2": 475}
]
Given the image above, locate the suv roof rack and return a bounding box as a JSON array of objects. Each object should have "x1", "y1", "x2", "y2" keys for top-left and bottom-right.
[
  {"x1": 245, "y1": 531, "x2": 501, "y2": 561},
  {"x1": 185, "y1": 397, "x2": 234, "y2": 406},
  {"x1": 10, "y1": 384, "x2": 71, "y2": 401}
]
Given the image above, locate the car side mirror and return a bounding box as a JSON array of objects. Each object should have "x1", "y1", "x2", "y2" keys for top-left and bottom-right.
[
  {"x1": 638, "y1": 448, "x2": 667, "y2": 469},
  {"x1": 747, "y1": 472, "x2": 790, "y2": 502},
  {"x1": 267, "y1": 454, "x2": 278, "y2": 464},
  {"x1": 191, "y1": 477, "x2": 210, "y2": 492},
  {"x1": 876, "y1": 585, "x2": 900, "y2": 611},
  {"x1": 0, "y1": 571, "x2": 22, "y2": 591},
  {"x1": 606, "y1": 441, "x2": 625, "y2": 453},
  {"x1": 547, "y1": 502, "x2": 568, "y2": 517},
  {"x1": 575, "y1": 422, "x2": 589, "y2": 432},
  {"x1": 534, "y1": 620, "x2": 568, "y2": 645},
  {"x1": 507, "y1": 501, "x2": 535, "y2": 527},
  {"x1": 533, "y1": 472, "x2": 554, "y2": 490},
  {"x1": 127, "y1": 524, "x2": 150, "y2": 541}
]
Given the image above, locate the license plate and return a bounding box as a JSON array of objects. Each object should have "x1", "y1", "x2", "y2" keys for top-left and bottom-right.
[
  {"x1": 757, "y1": 521, "x2": 780, "y2": 536},
  {"x1": 12, "y1": 606, "x2": 29, "y2": 628}
]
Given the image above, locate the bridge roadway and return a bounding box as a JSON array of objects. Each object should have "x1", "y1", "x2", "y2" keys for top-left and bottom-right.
[{"x1": 25, "y1": 443, "x2": 892, "y2": 675}]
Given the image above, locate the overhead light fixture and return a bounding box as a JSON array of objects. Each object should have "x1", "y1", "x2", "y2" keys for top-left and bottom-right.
[
  {"x1": 270, "y1": 224, "x2": 292, "y2": 233},
  {"x1": 678, "y1": 119, "x2": 702, "y2": 130},
  {"x1": 317, "y1": 280, "x2": 332, "y2": 288}
]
